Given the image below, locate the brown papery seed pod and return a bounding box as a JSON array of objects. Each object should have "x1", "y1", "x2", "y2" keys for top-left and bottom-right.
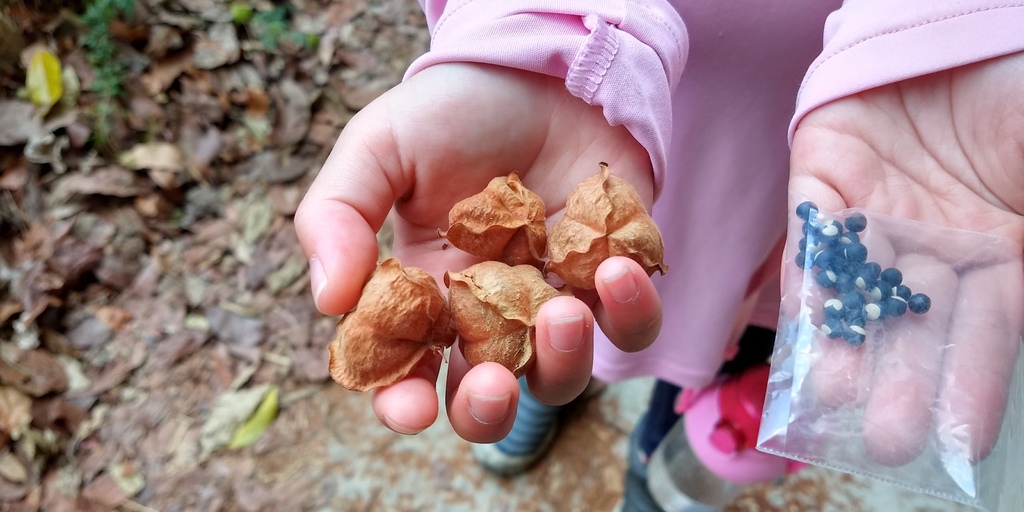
[
  {"x1": 439, "y1": 172, "x2": 547, "y2": 268},
  {"x1": 546, "y1": 163, "x2": 668, "y2": 289},
  {"x1": 445, "y1": 261, "x2": 570, "y2": 376},
  {"x1": 328, "y1": 258, "x2": 456, "y2": 392}
]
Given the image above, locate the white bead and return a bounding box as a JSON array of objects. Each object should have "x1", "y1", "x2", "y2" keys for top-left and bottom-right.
[{"x1": 865, "y1": 303, "x2": 881, "y2": 321}]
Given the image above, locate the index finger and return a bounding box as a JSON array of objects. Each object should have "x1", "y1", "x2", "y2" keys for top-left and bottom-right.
[{"x1": 295, "y1": 100, "x2": 405, "y2": 315}]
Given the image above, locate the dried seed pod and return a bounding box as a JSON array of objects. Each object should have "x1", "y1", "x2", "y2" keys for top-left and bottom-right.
[
  {"x1": 328, "y1": 258, "x2": 456, "y2": 392},
  {"x1": 439, "y1": 172, "x2": 547, "y2": 267},
  {"x1": 445, "y1": 261, "x2": 569, "y2": 376},
  {"x1": 546, "y1": 163, "x2": 668, "y2": 289}
]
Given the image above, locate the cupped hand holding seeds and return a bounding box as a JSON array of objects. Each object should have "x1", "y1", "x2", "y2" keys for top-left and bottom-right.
[
  {"x1": 790, "y1": 52, "x2": 1024, "y2": 466},
  {"x1": 294, "y1": 63, "x2": 664, "y2": 442}
]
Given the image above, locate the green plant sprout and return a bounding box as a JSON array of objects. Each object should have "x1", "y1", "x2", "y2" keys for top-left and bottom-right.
[
  {"x1": 244, "y1": 4, "x2": 315, "y2": 51},
  {"x1": 81, "y1": 0, "x2": 134, "y2": 149}
]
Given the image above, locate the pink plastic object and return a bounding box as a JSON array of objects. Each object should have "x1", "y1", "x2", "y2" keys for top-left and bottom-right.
[{"x1": 676, "y1": 363, "x2": 805, "y2": 484}]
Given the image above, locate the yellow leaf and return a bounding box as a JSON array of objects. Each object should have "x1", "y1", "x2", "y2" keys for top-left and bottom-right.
[
  {"x1": 227, "y1": 386, "x2": 278, "y2": 449},
  {"x1": 26, "y1": 50, "x2": 63, "y2": 110}
]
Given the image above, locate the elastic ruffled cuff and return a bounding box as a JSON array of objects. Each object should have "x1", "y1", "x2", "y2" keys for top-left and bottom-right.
[{"x1": 565, "y1": 14, "x2": 619, "y2": 104}]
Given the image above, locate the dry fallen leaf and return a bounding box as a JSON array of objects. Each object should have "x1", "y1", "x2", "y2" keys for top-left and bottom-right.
[
  {"x1": 119, "y1": 141, "x2": 189, "y2": 190},
  {"x1": 140, "y1": 49, "x2": 194, "y2": 95},
  {"x1": 0, "y1": 100, "x2": 77, "y2": 146},
  {"x1": 546, "y1": 163, "x2": 668, "y2": 289},
  {"x1": 441, "y1": 172, "x2": 547, "y2": 268},
  {"x1": 0, "y1": 101, "x2": 41, "y2": 146},
  {"x1": 0, "y1": 387, "x2": 32, "y2": 439},
  {"x1": 0, "y1": 451, "x2": 27, "y2": 483},
  {"x1": 192, "y1": 22, "x2": 240, "y2": 69},
  {"x1": 445, "y1": 261, "x2": 569, "y2": 376},
  {"x1": 272, "y1": 78, "x2": 311, "y2": 148},
  {"x1": 328, "y1": 258, "x2": 456, "y2": 392},
  {"x1": 0, "y1": 349, "x2": 68, "y2": 397},
  {"x1": 51, "y1": 166, "x2": 152, "y2": 199},
  {"x1": 118, "y1": 141, "x2": 185, "y2": 173}
]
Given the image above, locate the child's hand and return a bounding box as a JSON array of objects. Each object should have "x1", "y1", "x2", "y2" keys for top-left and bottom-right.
[
  {"x1": 789, "y1": 51, "x2": 1024, "y2": 464},
  {"x1": 295, "y1": 63, "x2": 663, "y2": 441}
]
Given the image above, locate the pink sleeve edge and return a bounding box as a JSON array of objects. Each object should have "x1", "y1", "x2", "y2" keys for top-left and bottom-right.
[{"x1": 789, "y1": 5, "x2": 1024, "y2": 143}]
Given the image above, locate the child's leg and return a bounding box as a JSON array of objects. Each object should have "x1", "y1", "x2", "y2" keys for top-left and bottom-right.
[{"x1": 621, "y1": 325, "x2": 777, "y2": 512}]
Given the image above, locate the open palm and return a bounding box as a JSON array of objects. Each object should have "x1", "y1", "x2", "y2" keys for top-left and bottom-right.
[
  {"x1": 791, "y1": 53, "x2": 1024, "y2": 238},
  {"x1": 296, "y1": 63, "x2": 662, "y2": 441},
  {"x1": 790, "y1": 52, "x2": 1024, "y2": 465}
]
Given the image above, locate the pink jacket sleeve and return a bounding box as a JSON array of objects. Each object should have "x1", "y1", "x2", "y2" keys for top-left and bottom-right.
[
  {"x1": 405, "y1": 0, "x2": 689, "y2": 197},
  {"x1": 790, "y1": 0, "x2": 1024, "y2": 141}
]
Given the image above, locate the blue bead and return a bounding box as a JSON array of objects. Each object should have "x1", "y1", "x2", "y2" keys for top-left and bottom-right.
[
  {"x1": 843, "y1": 325, "x2": 867, "y2": 346},
  {"x1": 835, "y1": 273, "x2": 856, "y2": 293},
  {"x1": 844, "y1": 306, "x2": 866, "y2": 325},
  {"x1": 894, "y1": 284, "x2": 912, "y2": 301},
  {"x1": 908, "y1": 293, "x2": 931, "y2": 314},
  {"x1": 795, "y1": 251, "x2": 810, "y2": 269},
  {"x1": 816, "y1": 269, "x2": 837, "y2": 288},
  {"x1": 822, "y1": 318, "x2": 844, "y2": 339},
  {"x1": 818, "y1": 220, "x2": 843, "y2": 244},
  {"x1": 813, "y1": 249, "x2": 839, "y2": 271},
  {"x1": 796, "y1": 201, "x2": 818, "y2": 221},
  {"x1": 864, "y1": 302, "x2": 883, "y2": 321},
  {"x1": 879, "y1": 268, "x2": 903, "y2": 287},
  {"x1": 805, "y1": 230, "x2": 824, "y2": 254},
  {"x1": 844, "y1": 242, "x2": 868, "y2": 264},
  {"x1": 884, "y1": 296, "x2": 908, "y2": 317},
  {"x1": 840, "y1": 231, "x2": 860, "y2": 245},
  {"x1": 844, "y1": 213, "x2": 868, "y2": 233},
  {"x1": 841, "y1": 292, "x2": 865, "y2": 310},
  {"x1": 823, "y1": 299, "x2": 844, "y2": 318},
  {"x1": 855, "y1": 263, "x2": 881, "y2": 290},
  {"x1": 863, "y1": 262, "x2": 882, "y2": 278}
]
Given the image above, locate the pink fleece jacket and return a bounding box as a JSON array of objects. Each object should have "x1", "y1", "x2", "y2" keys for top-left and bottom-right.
[{"x1": 406, "y1": 0, "x2": 1024, "y2": 389}]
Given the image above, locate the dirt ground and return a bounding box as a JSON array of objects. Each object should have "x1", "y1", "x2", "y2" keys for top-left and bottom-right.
[{"x1": 0, "y1": 1, "x2": 985, "y2": 511}]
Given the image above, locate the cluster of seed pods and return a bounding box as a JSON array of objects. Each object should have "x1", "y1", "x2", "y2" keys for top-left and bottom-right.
[
  {"x1": 793, "y1": 201, "x2": 931, "y2": 347},
  {"x1": 328, "y1": 164, "x2": 667, "y2": 392}
]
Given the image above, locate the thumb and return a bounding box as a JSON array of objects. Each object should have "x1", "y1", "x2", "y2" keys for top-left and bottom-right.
[{"x1": 295, "y1": 102, "x2": 404, "y2": 315}]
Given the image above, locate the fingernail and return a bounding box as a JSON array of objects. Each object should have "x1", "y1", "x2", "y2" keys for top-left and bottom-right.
[
  {"x1": 468, "y1": 392, "x2": 512, "y2": 425},
  {"x1": 548, "y1": 313, "x2": 584, "y2": 352},
  {"x1": 310, "y1": 255, "x2": 327, "y2": 310},
  {"x1": 602, "y1": 263, "x2": 639, "y2": 303},
  {"x1": 381, "y1": 415, "x2": 422, "y2": 435}
]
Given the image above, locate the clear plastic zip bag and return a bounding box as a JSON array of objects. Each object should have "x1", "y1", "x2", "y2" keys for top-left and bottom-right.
[{"x1": 757, "y1": 194, "x2": 1024, "y2": 511}]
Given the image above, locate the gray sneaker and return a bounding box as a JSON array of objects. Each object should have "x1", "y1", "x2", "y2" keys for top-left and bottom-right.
[{"x1": 472, "y1": 377, "x2": 605, "y2": 476}]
